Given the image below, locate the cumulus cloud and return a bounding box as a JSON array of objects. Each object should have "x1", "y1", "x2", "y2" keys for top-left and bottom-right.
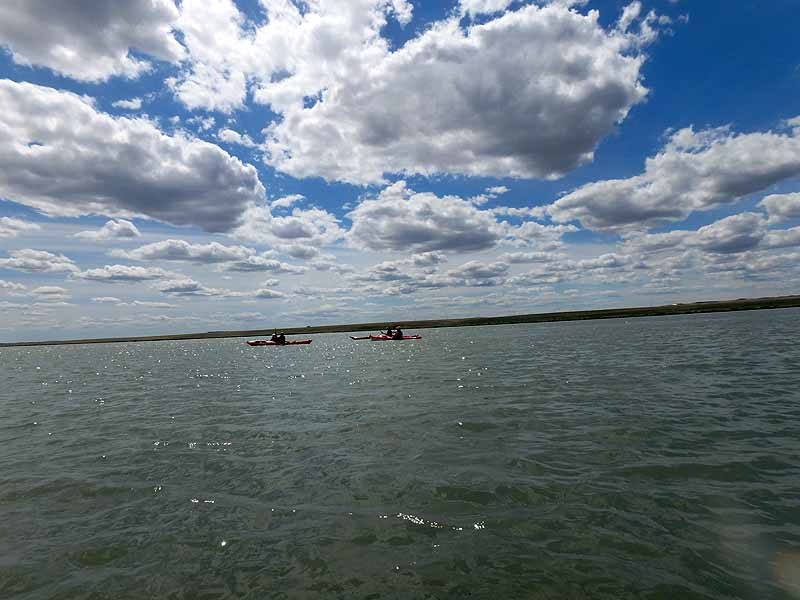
[
  {"x1": 172, "y1": 1, "x2": 653, "y2": 184},
  {"x1": 347, "y1": 181, "x2": 504, "y2": 252},
  {"x1": 30, "y1": 286, "x2": 70, "y2": 302},
  {"x1": 152, "y1": 277, "x2": 283, "y2": 299},
  {"x1": 217, "y1": 128, "x2": 257, "y2": 147},
  {"x1": 760, "y1": 192, "x2": 800, "y2": 224},
  {"x1": 549, "y1": 120, "x2": 800, "y2": 230},
  {"x1": 91, "y1": 296, "x2": 123, "y2": 303},
  {"x1": 500, "y1": 251, "x2": 565, "y2": 264},
  {"x1": 124, "y1": 300, "x2": 178, "y2": 309},
  {"x1": 625, "y1": 212, "x2": 799, "y2": 257},
  {"x1": 459, "y1": 0, "x2": 517, "y2": 18},
  {"x1": 75, "y1": 219, "x2": 141, "y2": 241},
  {"x1": 506, "y1": 252, "x2": 633, "y2": 287},
  {"x1": 0, "y1": 217, "x2": 40, "y2": 238},
  {"x1": 154, "y1": 277, "x2": 236, "y2": 297},
  {"x1": 264, "y1": 3, "x2": 652, "y2": 183},
  {"x1": 74, "y1": 265, "x2": 176, "y2": 283},
  {"x1": 353, "y1": 253, "x2": 512, "y2": 294},
  {"x1": 470, "y1": 185, "x2": 511, "y2": 205},
  {"x1": 169, "y1": 0, "x2": 255, "y2": 112},
  {"x1": 254, "y1": 288, "x2": 286, "y2": 299},
  {"x1": 113, "y1": 239, "x2": 254, "y2": 263},
  {"x1": 446, "y1": 260, "x2": 509, "y2": 287},
  {"x1": 692, "y1": 212, "x2": 767, "y2": 254},
  {"x1": 764, "y1": 227, "x2": 800, "y2": 250},
  {"x1": 225, "y1": 255, "x2": 307, "y2": 274},
  {"x1": 0, "y1": 79, "x2": 265, "y2": 232},
  {"x1": 275, "y1": 244, "x2": 320, "y2": 260},
  {"x1": 0, "y1": 279, "x2": 26, "y2": 292},
  {"x1": 271, "y1": 194, "x2": 305, "y2": 210},
  {"x1": 309, "y1": 259, "x2": 356, "y2": 274},
  {"x1": 0, "y1": 0, "x2": 184, "y2": 81},
  {"x1": 0, "y1": 249, "x2": 78, "y2": 273},
  {"x1": 233, "y1": 204, "x2": 345, "y2": 248},
  {"x1": 112, "y1": 98, "x2": 143, "y2": 110}
]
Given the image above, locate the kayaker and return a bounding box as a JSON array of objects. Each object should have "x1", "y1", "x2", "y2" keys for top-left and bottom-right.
[
  {"x1": 384, "y1": 326, "x2": 394, "y2": 337},
  {"x1": 270, "y1": 331, "x2": 279, "y2": 343},
  {"x1": 277, "y1": 332, "x2": 286, "y2": 344},
  {"x1": 392, "y1": 326, "x2": 403, "y2": 340}
]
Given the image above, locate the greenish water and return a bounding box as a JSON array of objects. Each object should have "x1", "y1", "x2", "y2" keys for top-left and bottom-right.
[{"x1": 1, "y1": 310, "x2": 799, "y2": 599}]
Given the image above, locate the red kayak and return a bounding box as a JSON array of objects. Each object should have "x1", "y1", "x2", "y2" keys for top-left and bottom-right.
[
  {"x1": 369, "y1": 335, "x2": 422, "y2": 341},
  {"x1": 247, "y1": 339, "x2": 312, "y2": 346}
]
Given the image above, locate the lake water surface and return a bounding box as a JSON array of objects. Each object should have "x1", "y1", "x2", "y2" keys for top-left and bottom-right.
[{"x1": 2, "y1": 310, "x2": 800, "y2": 599}]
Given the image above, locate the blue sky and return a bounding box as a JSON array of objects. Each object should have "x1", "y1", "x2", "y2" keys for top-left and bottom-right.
[{"x1": 1, "y1": 0, "x2": 799, "y2": 342}]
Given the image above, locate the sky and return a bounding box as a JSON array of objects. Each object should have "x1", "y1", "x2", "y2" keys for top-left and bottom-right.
[{"x1": 1, "y1": 0, "x2": 799, "y2": 342}]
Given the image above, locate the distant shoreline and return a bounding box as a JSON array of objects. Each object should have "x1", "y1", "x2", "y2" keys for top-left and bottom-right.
[{"x1": 2, "y1": 295, "x2": 798, "y2": 348}]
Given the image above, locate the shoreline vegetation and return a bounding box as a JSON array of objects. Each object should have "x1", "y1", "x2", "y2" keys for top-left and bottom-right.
[{"x1": 2, "y1": 294, "x2": 799, "y2": 348}]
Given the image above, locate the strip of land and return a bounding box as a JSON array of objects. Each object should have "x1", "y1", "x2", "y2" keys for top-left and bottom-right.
[{"x1": 1, "y1": 294, "x2": 799, "y2": 347}]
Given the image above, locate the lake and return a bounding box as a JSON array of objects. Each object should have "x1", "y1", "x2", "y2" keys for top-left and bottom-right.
[{"x1": 2, "y1": 309, "x2": 799, "y2": 599}]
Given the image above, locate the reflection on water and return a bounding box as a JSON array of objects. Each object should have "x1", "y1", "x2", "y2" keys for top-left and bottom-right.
[{"x1": 1, "y1": 309, "x2": 799, "y2": 598}]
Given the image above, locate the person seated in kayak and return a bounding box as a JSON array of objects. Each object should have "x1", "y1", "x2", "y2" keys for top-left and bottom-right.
[
  {"x1": 276, "y1": 332, "x2": 286, "y2": 344},
  {"x1": 392, "y1": 326, "x2": 403, "y2": 340},
  {"x1": 270, "y1": 331, "x2": 279, "y2": 343},
  {"x1": 384, "y1": 326, "x2": 394, "y2": 337}
]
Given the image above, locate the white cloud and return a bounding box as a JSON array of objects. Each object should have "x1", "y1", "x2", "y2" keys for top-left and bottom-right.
[
  {"x1": 217, "y1": 128, "x2": 257, "y2": 147},
  {"x1": 234, "y1": 204, "x2": 345, "y2": 248},
  {"x1": 276, "y1": 244, "x2": 320, "y2": 260},
  {"x1": 0, "y1": 79, "x2": 265, "y2": 232},
  {"x1": 445, "y1": 260, "x2": 509, "y2": 286},
  {"x1": 91, "y1": 296, "x2": 123, "y2": 303},
  {"x1": 112, "y1": 98, "x2": 143, "y2": 110},
  {"x1": 764, "y1": 226, "x2": 800, "y2": 250},
  {"x1": 500, "y1": 251, "x2": 565, "y2": 264},
  {"x1": 0, "y1": 279, "x2": 26, "y2": 292},
  {"x1": 225, "y1": 255, "x2": 307, "y2": 274},
  {"x1": 30, "y1": 286, "x2": 70, "y2": 302},
  {"x1": 550, "y1": 121, "x2": 800, "y2": 230},
  {"x1": 125, "y1": 300, "x2": 179, "y2": 309},
  {"x1": 271, "y1": 194, "x2": 305, "y2": 210},
  {"x1": 154, "y1": 277, "x2": 237, "y2": 297},
  {"x1": 760, "y1": 192, "x2": 800, "y2": 224},
  {"x1": 173, "y1": 1, "x2": 653, "y2": 184},
  {"x1": 187, "y1": 115, "x2": 217, "y2": 131},
  {"x1": 459, "y1": 0, "x2": 517, "y2": 18},
  {"x1": 152, "y1": 277, "x2": 281, "y2": 299},
  {"x1": 169, "y1": 0, "x2": 254, "y2": 112},
  {"x1": 0, "y1": 0, "x2": 184, "y2": 81},
  {"x1": 617, "y1": 1, "x2": 642, "y2": 33},
  {"x1": 486, "y1": 186, "x2": 509, "y2": 196},
  {"x1": 74, "y1": 265, "x2": 176, "y2": 283},
  {"x1": 309, "y1": 259, "x2": 355, "y2": 274},
  {"x1": 0, "y1": 249, "x2": 78, "y2": 273},
  {"x1": 347, "y1": 181, "x2": 504, "y2": 252},
  {"x1": 75, "y1": 219, "x2": 141, "y2": 241},
  {"x1": 254, "y1": 288, "x2": 286, "y2": 299},
  {"x1": 264, "y1": 3, "x2": 652, "y2": 183},
  {"x1": 113, "y1": 239, "x2": 254, "y2": 263},
  {"x1": 0, "y1": 217, "x2": 40, "y2": 238},
  {"x1": 692, "y1": 212, "x2": 767, "y2": 254},
  {"x1": 470, "y1": 185, "x2": 511, "y2": 205}
]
